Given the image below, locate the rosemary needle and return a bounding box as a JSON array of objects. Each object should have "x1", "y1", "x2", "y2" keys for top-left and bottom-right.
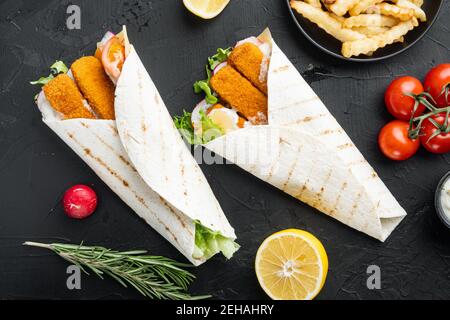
[{"x1": 23, "y1": 241, "x2": 211, "y2": 300}]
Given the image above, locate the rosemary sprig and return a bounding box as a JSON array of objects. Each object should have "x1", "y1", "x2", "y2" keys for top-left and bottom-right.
[{"x1": 23, "y1": 241, "x2": 211, "y2": 300}]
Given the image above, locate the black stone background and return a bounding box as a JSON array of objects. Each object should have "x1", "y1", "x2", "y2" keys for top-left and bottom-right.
[{"x1": 0, "y1": 0, "x2": 449, "y2": 300}]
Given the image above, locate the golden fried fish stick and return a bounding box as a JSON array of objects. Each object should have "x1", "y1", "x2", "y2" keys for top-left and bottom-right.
[
  {"x1": 71, "y1": 56, "x2": 116, "y2": 120},
  {"x1": 228, "y1": 43, "x2": 268, "y2": 94},
  {"x1": 210, "y1": 65, "x2": 267, "y2": 124},
  {"x1": 43, "y1": 74, "x2": 95, "y2": 120}
]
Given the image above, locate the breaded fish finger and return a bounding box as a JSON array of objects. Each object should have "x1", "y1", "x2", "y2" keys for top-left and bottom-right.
[
  {"x1": 228, "y1": 43, "x2": 268, "y2": 94},
  {"x1": 43, "y1": 74, "x2": 95, "y2": 120},
  {"x1": 210, "y1": 65, "x2": 267, "y2": 124},
  {"x1": 71, "y1": 56, "x2": 116, "y2": 120}
]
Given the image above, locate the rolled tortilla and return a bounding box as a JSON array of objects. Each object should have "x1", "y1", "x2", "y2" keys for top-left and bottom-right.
[
  {"x1": 35, "y1": 30, "x2": 237, "y2": 265},
  {"x1": 204, "y1": 29, "x2": 406, "y2": 241}
]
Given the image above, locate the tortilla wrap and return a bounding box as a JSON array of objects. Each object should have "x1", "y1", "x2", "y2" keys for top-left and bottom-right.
[
  {"x1": 35, "y1": 33, "x2": 236, "y2": 265},
  {"x1": 204, "y1": 29, "x2": 406, "y2": 241}
]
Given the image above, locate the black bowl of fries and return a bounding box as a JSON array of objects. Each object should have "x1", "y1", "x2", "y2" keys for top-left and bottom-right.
[{"x1": 287, "y1": 0, "x2": 443, "y2": 62}]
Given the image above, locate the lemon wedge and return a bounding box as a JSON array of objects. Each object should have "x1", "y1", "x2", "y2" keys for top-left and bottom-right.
[
  {"x1": 255, "y1": 229, "x2": 328, "y2": 300},
  {"x1": 183, "y1": 0, "x2": 230, "y2": 19}
]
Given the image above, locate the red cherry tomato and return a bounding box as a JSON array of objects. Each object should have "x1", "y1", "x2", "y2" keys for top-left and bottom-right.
[
  {"x1": 419, "y1": 113, "x2": 450, "y2": 154},
  {"x1": 378, "y1": 120, "x2": 420, "y2": 160},
  {"x1": 63, "y1": 184, "x2": 98, "y2": 219},
  {"x1": 423, "y1": 64, "x2": 450, "y2": 108},
  {"x1": 385, "y1": 76, "x2": 425, "y2": 121}
]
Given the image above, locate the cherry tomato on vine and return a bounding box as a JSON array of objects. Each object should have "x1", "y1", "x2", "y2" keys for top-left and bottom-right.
[
  {"x1": 378, "y1": 120, "x2": 420, "y2": 161},
  {"x1": 423, "y1": 64, "x2": 450, "y2": 108},
  {"x1": 419, "y1": 113, "x2": 450, "y2": 154},
  {"x1": 385, "y1": 76, "x2": 425, "y2": 121}
]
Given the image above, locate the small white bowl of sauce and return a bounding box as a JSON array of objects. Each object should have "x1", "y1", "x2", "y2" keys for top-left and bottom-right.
[{"x1": 435, "y1": 171, "x2": 450, "y2": 229}]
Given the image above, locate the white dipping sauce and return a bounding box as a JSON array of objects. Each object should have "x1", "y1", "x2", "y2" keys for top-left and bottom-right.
[{"x1": 440, "y1": 178, "x2": 450, "y2": 222}]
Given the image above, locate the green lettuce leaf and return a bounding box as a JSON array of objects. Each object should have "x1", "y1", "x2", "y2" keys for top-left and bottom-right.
[
  {"x1": 174, "y1": 110, "x2": 199, "y2": 145},
  {"x1": 193, "y1": 221, "x2": 239, "y2": 260},
  {"x1": 173, "y1": 110, "x2": 223, "y2": 145},
  {"x1": 192, "y1": 48, "x2": 231, "y2": 104},
  {"x1": 199, "y1": 109, "x2": 223, "y2": 144},
  {"x1": 207, "y1": 47, "x2": 232, "y2": 70},
  {"x1": 30, "y1": 61, "x2": 69, "y2": 85},
  {"x1": 193, "y1": 80, "x2": 218, "y2": 105}
]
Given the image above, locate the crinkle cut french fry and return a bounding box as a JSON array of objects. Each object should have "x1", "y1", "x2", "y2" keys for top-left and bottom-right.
[
  {"x1": 342, "y1": 18, "x2": 418, "y2": 58},
  {"x1": 304, "y1": 0, "x2": 322, "y2": 8},
  {"x1": 393, "y1": 0, "x2": 427, "y2": 22},
  {"x1": 351, "y1": 26, "x2": 389, "y2": 36},
  {"x1": 330, "y1": 0, "x2": 359, "y2": 16},
  {"x1": 349, "y1": 0, "x2": 384, "y2": 16},
  {"x1": 330, "y1": 13, "x2": 346, "y2": 25},
  {"x1": 408, "y1": 0, "x2": 423, "y2": 8},
  {"x1": 290, "y1": 1, "x2": 366, "y2": 42},
  {"x1": 343, "y1": 14, "x2": 399, "y2": 28},
  {"x1": 374, "y1": 3, "x2": 415, "y2": 21}
]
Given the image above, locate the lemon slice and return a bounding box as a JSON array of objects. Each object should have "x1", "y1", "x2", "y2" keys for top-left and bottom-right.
[
  {"x1": 255, "y1": 229, "x2": 328, "y2": 300},
  {"x1": 183, "y1": 0, "x2": 230, "y2": 19}
]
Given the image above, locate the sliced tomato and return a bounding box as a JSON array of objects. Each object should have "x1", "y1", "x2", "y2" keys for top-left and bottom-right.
[
  {"x1": 101, "y1": 36, "x2": 126, "y2": 83},
  {"x1": 423, "y1": 64, "x2": 450, "y2": 108},
  {"x1": 420, "y1": 113, "x2": 450, "y2": 154},
  {"x1": 378, "y1": 120, "x2": 420, "y2": 161},
  {"x1": 385, "y1": 76, "x2": 425, "y2": 121}
]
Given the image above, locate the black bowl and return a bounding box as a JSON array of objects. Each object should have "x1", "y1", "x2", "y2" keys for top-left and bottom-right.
[
  {"x1": 286, "y1": 0, "x2": 443, "y2": 62},
  {"x1": 435, "y1": 171, "x2": 450, "y2": 230}
]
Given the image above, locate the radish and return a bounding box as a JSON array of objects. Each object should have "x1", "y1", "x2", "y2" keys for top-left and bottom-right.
[{"x1": 63, "y1": 184, "x2": 98, "y2": 219}]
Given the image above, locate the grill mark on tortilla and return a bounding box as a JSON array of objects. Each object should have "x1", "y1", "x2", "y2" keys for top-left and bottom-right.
[
  {"x1": 66, "y1": 131, "x2": 183, "y2": 246},
  {"x1": 319, "y1": 128, "x2": 343, "y2": 136},
  {"x1": 178, "y1": 150, "x2": 190, "y2": 209},
  {"x1": 347, "y1": 158, "x2": 366, "y2": 167},
  {"x1": 89, "y1": 130, "x2": 138, "y2": 173},
  {"x1": 265, "y1": 138, "x2": 283, "y2": 182},
  {"x1": 337, "y1": 143, "x2": 354, "y2": 150},
  {"x1": 361, "y1": 171, "x2": 379, "y2": 183},
  {"x1": 82, "y1": 148, "x2": 129, "y2": 187},
  {"x1": 311, "y1": 169, "x2": 333, "y2": 209},
  {"x1": 293, "y1": 146, "x2": 319, "y2": 200},
  {"x1": 108, "y1": 124, "x2": 119, "y2": 136},
  {"x1": 279, "y1": 137, "x2": 292, "y2": 146},
  {"x1": 158, "y1": 195, "x2": 192, "y2": 236},
  {"x1": 285, "y1": 113, "x2": 327, "y2": 126},
  {"x1": 272, "y1": 65, "x2": 289, "y2": 73},
  {"x1": 281, "y1": 145, "x2": 301, "y2": 192},
  {"x1": 271, "y1": 96, "x2": 320, "y2": 113},
  {"x1": 80, "y1": 121, "x2": 89, "y2": 128},
  {"x1": 349, "y1": 191, "x2": 363, "y2": 222},
  {"x1": 296, "y1": 179, "x2": 310, "y2": 200},
  {"x1": 329, "y1": 181, "x2": 348, "y2": 217},
  {"x1": 66, "y1": 131, "x2": 130, "y2": 188}
]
